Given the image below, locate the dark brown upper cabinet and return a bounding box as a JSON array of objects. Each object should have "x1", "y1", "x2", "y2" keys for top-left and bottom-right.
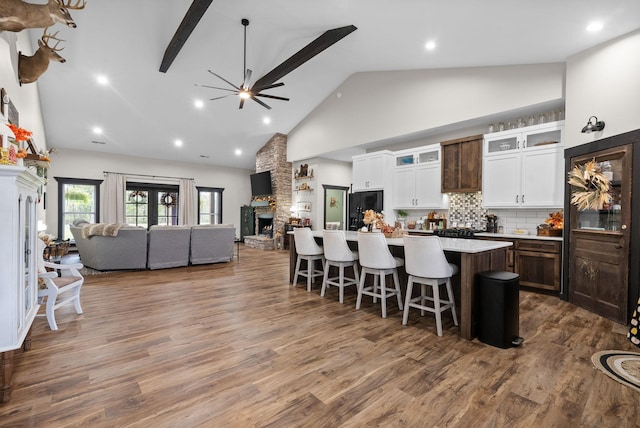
[{"x1": 440, "y1": 135, "x2": 483, "y2": 193}]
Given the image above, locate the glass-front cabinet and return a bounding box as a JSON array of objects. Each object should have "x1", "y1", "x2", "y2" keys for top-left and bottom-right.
[
  {"x1": 0, "y1": 166, "x2": 42, "y2": 355},
  {"x1": 483, "y1": 121, "x2": 565, "y2": 208}
]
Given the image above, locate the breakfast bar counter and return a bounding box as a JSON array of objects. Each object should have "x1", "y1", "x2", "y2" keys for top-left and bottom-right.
[{"x1": 288, "y1": 231, "x2": 513, "y2": 340}]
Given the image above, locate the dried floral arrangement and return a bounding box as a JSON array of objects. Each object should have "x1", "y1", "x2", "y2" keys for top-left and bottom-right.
[
  {"x1": 567, "y1": 159, "x2": 611, "y2": 210},
  {"x1": 544, "y1": 210, "x2": 564, "y2": 229}
]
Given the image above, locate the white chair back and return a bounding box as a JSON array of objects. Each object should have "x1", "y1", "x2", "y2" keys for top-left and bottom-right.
[
  {"x1": 323, "y1": 230, "x2": 356, "y2": 262},
  {"x1": 403, "y1": 235, "x2": 453, "y2": 279},
  {"x1": 358, "y1": 232, "x2": 396, "y2": 269},
  {"x1": 293, "y1": 228, "x2": 323, "y2": 256},
  {"x1": 36, "y1": 239, "x2": 47, "y2": 274}
]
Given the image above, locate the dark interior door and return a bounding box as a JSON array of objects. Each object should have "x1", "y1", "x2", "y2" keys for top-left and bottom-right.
[{"x1": 568, "y1": 144, "x2": 632, "y2": 323}]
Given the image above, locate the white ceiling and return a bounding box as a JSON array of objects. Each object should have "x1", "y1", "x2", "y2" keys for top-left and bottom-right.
[{"x1": 31, "y1": 0, "x2": 640, "y2": 170}]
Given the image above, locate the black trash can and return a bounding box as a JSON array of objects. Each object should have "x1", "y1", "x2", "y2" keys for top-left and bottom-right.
[{"x1": 476, "y1": 270, "x2": 523, "y2": 349}]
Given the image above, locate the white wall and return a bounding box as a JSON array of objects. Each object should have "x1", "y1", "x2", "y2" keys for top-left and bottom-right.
[
  {"x1": 45, "y1": 148, "x2": 252, "y2": 236},
  {"x1": 291, "y1": 157, "x2": 351, "y2": 229},
  {"x1": 565, "y1": 29, "x2": 640, "y2": 148},
  {"x1": 288, "y1": 63, "x2": 565, "y2": 161}
]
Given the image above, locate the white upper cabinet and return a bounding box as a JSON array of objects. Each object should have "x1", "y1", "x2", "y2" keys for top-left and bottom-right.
[
  {"x1": 392, "y1": 145, "x2": 446, "y2": 209},
  {"x1": 352, "y1": 151, "x2": 393, "y2": 192},
  {"x1": 483, "y1": 121, "x2": 565, "y2": 208}
]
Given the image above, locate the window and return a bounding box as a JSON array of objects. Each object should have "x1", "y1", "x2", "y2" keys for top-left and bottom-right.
[
  {"x1": 126, "y1": 183, "x2": 179, "y2": 227},
  {"x1": 197, "y1": 187, "x2": 224, "y2": 224},
  {"x1": 56, "y1": 178, "x2": 101, "y2": 241}
]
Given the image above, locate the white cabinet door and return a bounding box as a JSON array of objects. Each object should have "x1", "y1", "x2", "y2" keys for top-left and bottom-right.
[
  {"x1": 352, "y1": 154, "x2": 387, "y2": 191},
  {"x1": 521, "y1": 147, "x2": 564, "y2": 207},
  {"x1": 482, "y1": 153, "x2": 520, "y2": 207},
  {"x1": 393, "y1": 168, "x2": 416, "y2": 208},
  {"x1": 352, "y1": 157, "x2": 370, "y2": 191},
  {"x1": 415, "y1": 163, "x2": 443, "y2": 208}
]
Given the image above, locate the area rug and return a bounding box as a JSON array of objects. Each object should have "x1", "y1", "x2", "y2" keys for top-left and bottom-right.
[{"x1": 591, "y1": 350, "x2": 640, "y2": 393}]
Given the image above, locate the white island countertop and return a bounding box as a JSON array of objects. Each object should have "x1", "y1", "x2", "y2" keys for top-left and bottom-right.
[
  {"x1": 310, "y1": 230, "x2": 513, "y2": 253},
  {"x1": 405, "y1": 229, "x2": 563, "y2": 242}
]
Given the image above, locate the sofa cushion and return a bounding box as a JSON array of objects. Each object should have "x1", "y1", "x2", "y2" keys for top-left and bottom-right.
[
  {"x1": 147, "y1": 225, "x2": 192, "y2": 270},
  {"x1": 190, "y1": 225, "x2": 236, "y2": 264}
]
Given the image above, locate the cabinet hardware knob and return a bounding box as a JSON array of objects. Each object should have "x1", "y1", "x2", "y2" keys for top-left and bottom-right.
[{"x1": 621, "y1": 224, "x2": 627, "y2": 230}]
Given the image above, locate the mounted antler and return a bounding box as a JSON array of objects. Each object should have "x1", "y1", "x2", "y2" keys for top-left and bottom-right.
[
  {"x1": 18, "y1": 28, "x2": 66, "y2": 85},
  {"x1": 0, "y1": 0, "x2": 86, "y2": 32}
]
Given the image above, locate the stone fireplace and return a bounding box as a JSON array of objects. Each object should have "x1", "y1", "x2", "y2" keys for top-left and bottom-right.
[{"x1": 244, "y1": 133, "x2": 291, "y2": 250}]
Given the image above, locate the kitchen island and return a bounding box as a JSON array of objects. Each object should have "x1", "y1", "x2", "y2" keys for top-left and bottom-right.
[{"x1": 288, "y1": 231, "x2": 513, "y2": 340}]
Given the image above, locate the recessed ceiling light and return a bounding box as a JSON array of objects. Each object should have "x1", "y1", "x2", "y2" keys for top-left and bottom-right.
[
  {"x1": 586, "y1": 21, "x2": 603, "y2": 32},
  {"x1": 174, "y1": 139, "x2": 183, "y2": 147},
  {"x1": 263, "y1": 117, "x2": 271, "y2": 125},
  {"x1": 194, "y1": 99, "x2": 204, "y2": 109},
  {"x1": 425, "y1": 41, "x2": 437, "y2": 51},
  {"x1": 235, "y1": 149, "x2": 242, "y2": 156},
  {"x1": 92, "y1": 126, "x2": 102, "y2": 135},
  {"x1": 96, "y1": 75, "x2": 109, "y2": 86}
]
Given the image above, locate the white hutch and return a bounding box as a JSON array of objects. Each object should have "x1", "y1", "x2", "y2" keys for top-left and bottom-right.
[{"x1": 0, "y1": 165, "x2": 43, "y2": 403}]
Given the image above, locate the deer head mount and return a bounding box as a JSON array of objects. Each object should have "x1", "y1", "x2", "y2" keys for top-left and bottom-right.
[
  {"x1": 0, "y1": 0, "x2": 86, "y2": 32},
  {"x1": 18, "y1": 28, "x2": 65, "y2": 85}
]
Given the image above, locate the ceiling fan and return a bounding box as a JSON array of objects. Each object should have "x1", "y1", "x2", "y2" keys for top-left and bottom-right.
[{"x1": 197, "y1": 19, "x2": 357, "y2": 110}]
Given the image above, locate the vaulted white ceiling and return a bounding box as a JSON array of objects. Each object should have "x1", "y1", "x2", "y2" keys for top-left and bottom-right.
[{"x1": 31, "y1": 0, "x2": 640, "y2": 169}]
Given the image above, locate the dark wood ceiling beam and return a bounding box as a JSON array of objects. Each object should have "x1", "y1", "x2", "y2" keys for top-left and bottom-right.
[
  {"x1": 159, "y1": 0, "x2": 214, "y2": 73},
  {"x1": 252, "y1": 25, "x2": 357, "y2": 92}
]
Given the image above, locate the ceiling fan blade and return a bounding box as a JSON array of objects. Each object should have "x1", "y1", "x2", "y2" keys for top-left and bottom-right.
[
  {"x1": 209, "y1": 94, "x2": 234, "y2": 101},
  {"x1": 195, "y1": 84, "x2": 239, "y2": 93},
  {"x1": 243, "y1": 69, "x2": 253, "y2": 89},
  {"x1": 252, "y1": 25, "x2": 357, "y2": 91},
  {"x1": 255, "y1": 93, "x2": 290, "y2": 101},
  {"x1": 207, "y1": 70, "x2": 241, "y2": 90},
  {"x1": 160, "y1": 0, "x2": 214, "y2": 73},
  {"x1": 251, "y1": 82, "x2": 284, "y2": 91},
  {"x1": 250, "y1": 96, "x2": 272, "y2": 110}
]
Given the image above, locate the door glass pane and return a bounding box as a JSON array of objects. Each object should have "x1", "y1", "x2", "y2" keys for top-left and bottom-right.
[
  {"x1": 574, "y1": 154, "x2": 623, "y2": 231},
  {"x1": 487, "y1": 136, "x2": 518, "y2": 153},
  {"x1": 158, "y1": 191, "x2": 178, "y2": 225},
  {"x1": 126, "y1": 190, "x2": 149, "y2": 227}
]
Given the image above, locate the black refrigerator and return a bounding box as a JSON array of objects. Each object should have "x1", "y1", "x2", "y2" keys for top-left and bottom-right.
[{"x1": 348, "y1": 190, "x2": 383, "y2": 231}]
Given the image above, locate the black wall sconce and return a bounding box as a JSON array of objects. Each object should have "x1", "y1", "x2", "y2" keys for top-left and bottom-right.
[{"x1": 581, "y1": 116, "x2": 605, "y2": 133}]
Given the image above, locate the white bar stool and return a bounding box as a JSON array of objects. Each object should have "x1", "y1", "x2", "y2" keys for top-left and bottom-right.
[
  {"x1": 292, "y1": 228, "x2": 324, "y2": 292},
  {"x1": 356, "y1": 232, "x2": 404, "y2": 318},
  {"x1": 402, "y1": 235, "x2": 458, "y2": 336},
  {"x1": 321, "y1": 229, "x2": 359, "y2": 303}
]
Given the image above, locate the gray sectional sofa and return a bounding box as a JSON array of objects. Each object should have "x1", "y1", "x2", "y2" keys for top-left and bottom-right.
[{"x1": 70, "y1": 222, "x2": 236, "y2": 271}]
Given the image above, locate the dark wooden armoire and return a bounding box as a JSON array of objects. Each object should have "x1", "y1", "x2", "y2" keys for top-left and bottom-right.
[{"x1": 562, "y1": 128, "x2": 640, "y2": 324}]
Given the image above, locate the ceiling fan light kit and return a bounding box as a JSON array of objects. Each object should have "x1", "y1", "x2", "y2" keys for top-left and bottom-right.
[{"x1": 198, "y1": 18, "x2": 356, "y2": 110}]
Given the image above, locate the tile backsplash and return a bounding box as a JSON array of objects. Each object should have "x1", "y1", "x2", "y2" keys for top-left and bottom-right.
[{"x1": 448, "y1": 192, "x2": 560, "y2": 234}]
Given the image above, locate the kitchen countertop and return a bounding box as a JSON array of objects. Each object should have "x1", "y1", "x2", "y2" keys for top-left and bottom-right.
[
  {"x1": 405, "y1": 229, "x2": 563, "y2": 242},
  {"x1": 311, "y1": 230, "x2": 513, "y2": 253}
]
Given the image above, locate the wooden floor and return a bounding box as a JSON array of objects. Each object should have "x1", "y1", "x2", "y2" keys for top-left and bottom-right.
[{"x1": 1, "y1": 245, "x2": 638, "y2": 427}]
